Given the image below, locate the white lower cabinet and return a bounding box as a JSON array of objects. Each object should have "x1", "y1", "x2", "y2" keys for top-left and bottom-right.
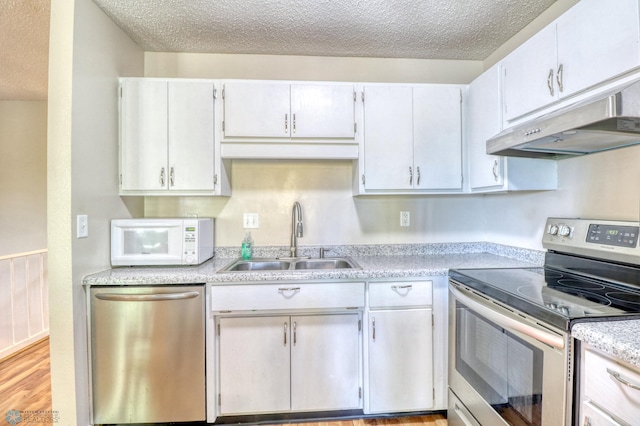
[
  {"x1": 368, "y1": 309, "x2": 433, "y2": 412},
  {"x1": 580, "y1": 346, "x2": 640, "y2": 426},
  {"x1": 366, "y1": 281, "x2": 434, "y2": 413},
  {"x1": 217, "y1": 313, "x2": 361, "y2": 415}
]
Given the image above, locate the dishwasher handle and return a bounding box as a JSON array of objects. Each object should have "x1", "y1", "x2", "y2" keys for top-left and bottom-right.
[{"x1": 94, "y1": 291, "x2": 200, "y2": 302}]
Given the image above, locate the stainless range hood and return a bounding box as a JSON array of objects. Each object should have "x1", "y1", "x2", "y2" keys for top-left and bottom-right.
[{"x1": 487, "y1": 79, "x2": 640, "y2": 158}]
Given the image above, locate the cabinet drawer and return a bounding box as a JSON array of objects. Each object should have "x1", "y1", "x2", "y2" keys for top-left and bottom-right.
[
  {"x1": 584, "y1": 349, "x2": 640, "y2": 425},
  {"x1": 211, "y1": 282, "x2": 365, "y2": 311},
  {"x1": 582, "y1": 401, "x2": 622, "y2": 426},
  {"x1": 369, "y1": 281, "x2": 432, "y2": 308}
]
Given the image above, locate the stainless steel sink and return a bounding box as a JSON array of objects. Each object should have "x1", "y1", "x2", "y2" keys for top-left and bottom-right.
[
  {"x1": 293, "y1": 259, "x2": 354, "y2": 270},
  {"x1": 222, "y1": 259, "x2": 292, "y2": 271},
  {"x1": 218, "y1": 257, "x2": 360, "y2": 272}
]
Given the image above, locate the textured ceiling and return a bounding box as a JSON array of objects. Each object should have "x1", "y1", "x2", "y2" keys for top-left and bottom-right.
[
  {"x1": 92, "y1": 0, "x2": 557, "y2": 60},
  {"x1": 0, "y1": 0, "x2": 50, "y2": 100},
  {"x1": 1, "y1": 0, "x2": 558, "y2": 100}
]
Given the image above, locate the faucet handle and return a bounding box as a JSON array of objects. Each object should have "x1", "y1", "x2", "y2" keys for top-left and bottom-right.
[{"x1": 319, "y1": 247, "x2": 331, "y2": 258}]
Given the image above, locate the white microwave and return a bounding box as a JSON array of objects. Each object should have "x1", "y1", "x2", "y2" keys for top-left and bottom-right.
[{"x1": 111, "y1": 218, "x2": 214, "y2": 266}]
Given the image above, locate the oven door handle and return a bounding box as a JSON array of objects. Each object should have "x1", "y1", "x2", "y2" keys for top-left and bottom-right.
[{"x1": 451, "y1": 284, "x2": 565, "y2": 350}]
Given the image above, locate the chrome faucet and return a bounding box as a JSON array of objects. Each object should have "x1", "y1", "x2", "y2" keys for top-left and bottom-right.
[{"x1": 290, "y1": 202, "x2": 304, "y2": 257}]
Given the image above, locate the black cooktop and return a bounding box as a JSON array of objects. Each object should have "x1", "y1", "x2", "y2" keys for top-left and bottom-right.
[{"x1": 449, "y1": 258, "x2": 640, "y2": 331}]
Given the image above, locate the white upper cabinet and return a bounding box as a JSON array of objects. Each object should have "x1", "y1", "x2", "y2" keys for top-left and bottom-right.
[
  {"x1": 502, "y1": 24, "x2": 558, "y2": 122},
  {"x1": 467, "y1": 65, "x2": 558, "y2": 192},
  {"x1": 362, "y1": 85, "x2": 414, "y2": 191},
  {"x1": 120, "y1": 79, "x2": 168, "y2": 192},
  {"x1": 119, "y1": 78, "x2": 228, "y2": 195},
  {"x1": 360, "y1": 84, "x2": 463, "y2": 194},
  {"x1": 167, "y1": 81, "x2": 216, "y2": 191},
  {"x1": 223, "y1": 82, "x2": 290, "y2": 138},
  {"x1": 290, "y1": 85, "x2": 356, "y2": 138},
  {"x1": 503, "y1": 0, "x2": 640, "y2": 124},
  {"x1": 467, "y1": 64, "x2": 505, "y2": 190},
  {"x1": 413, "y1": 85, "x2": 463, "y2": 190},
  {"x1": 556, "y1": 0, "x2": 640, "y2": 97},
  {"x1": 222, "y1": 81, "x2": 356, "y2": 139}
]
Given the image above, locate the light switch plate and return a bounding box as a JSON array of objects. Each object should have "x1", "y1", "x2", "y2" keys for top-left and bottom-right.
[
  {"x1": 77, "y1": 214, "x2": 88, "y2": 238},
  {"x1": 243, "y1": 213, "x2": 259, "y2": 229}
]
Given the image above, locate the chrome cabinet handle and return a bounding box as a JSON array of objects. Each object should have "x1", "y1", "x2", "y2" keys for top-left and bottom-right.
[
  {"x1": 607, "y1": 368, "x2": 640, "y2": 391},
  {"x1": 583, "y1": 416, "x2": 592, "y2": 426},
  {"x1": 547, "y1": 68, "x2": 555, "y2": 96},
  {"x1": 169, "y1": 167, "x2": 175, "y2": 187},
  {"x1": 292, "y1": 113, "x2": 296, "y2": 133},
  {"x1": 409, "y1": 166, "x2": 413, "y2": 186},
  {"x1": 278, "y1": 287, "x2": 301, "y2": 292},
  {"x1": 95, "y1": 291, "x2": 199, "y2": 302},
  {"x1": 284, "y1": 322, "x2": 288, "y2": 346},
  {"x1": 556, "y1": 63, "x2": 564, "y2": 93},
  {"x1": 416, "y1": 166, "x2": 421, "y2": 186},
  {"x1": 454, "y1": 404, "x2": 477, "y2": 426},
  {"x1": 160, "y1": 167, "x2": 165, "y2": 186},
  {"x1": 285, "y1": 113, "x2": 288, "y2": 133},
  {"x1": 391, "y1": 284, "x2": 413, "y2": 290},
  {"x1": 372, "y1": 317, "x2": 376, "y2": 341},
  {"x1": 293, "y1": 321, "x2": 297, "y2": 345},
  {"x1": 492, "y1": 159, "x2": 499, "y2": 181}
]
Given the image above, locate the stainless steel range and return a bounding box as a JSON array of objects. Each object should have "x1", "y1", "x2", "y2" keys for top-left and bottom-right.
[{"x1": 448, "y1": 218, "x2": 640, "y2": 426}]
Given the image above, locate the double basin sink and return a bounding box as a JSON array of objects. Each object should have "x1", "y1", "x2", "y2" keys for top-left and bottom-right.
[{"x1": 219, "y1": 257, "x2": 360, "y2": 272}]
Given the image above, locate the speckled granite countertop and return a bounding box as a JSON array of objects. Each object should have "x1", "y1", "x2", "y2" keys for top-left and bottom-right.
[
  {"x1": 572, "y1": 321, "x2": 640, "y2": 369},
  {"x1": 83, "y1": 242, "x2": 541, "y2": 285}
]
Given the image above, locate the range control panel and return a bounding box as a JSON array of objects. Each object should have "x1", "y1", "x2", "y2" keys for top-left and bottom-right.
[
  {"x1": 543, "y1": 218, "x2": 640, "y2": 265},
  {"x1": 587, "y1": 224, "x2": 639, "y2": 248}
]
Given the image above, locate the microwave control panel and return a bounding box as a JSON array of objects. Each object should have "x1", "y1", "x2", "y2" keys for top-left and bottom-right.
[{"x1": 184, "y1": 226, "x2": 197, "y2": 263}]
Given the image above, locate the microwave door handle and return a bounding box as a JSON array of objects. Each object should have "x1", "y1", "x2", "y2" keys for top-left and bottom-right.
[
  {"x1": 94, "y1": 291, "x2": 200, "y2": 302},
  {"x1": 450, "y1": 285, "x2": 565, "y2": 350}
]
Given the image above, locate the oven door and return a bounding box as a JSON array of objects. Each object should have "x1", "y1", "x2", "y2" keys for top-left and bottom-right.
[{"x1": 448, "y1": 280, "x2": 573, "y2": 426}]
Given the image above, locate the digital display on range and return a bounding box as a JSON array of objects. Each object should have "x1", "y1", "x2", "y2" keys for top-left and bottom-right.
[{"x1": 587, "y1": 224, "x2": 639, "y2": 248}]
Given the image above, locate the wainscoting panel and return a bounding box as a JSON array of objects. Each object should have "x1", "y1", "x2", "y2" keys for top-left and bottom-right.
[{"x1": 0, "y1": 250, "x2": 49, "y2": 360}]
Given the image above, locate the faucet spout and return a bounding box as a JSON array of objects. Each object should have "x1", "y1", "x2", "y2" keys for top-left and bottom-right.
[{"x1": 290, "y1": 202, "x2": 303, "y2": 257}]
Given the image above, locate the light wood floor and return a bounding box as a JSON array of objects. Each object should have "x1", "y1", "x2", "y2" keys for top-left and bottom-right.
[
  {"x1": 0, "y1": 338, "x2": 447, "y2": 426},
  {"x1": 0, "y1": 337, "x2": 52, "y2": 416}
]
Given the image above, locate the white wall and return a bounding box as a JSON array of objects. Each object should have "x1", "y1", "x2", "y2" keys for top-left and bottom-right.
[
  {"x1": 48, "y1": 0, "x2": 143, "y2": 424},
  {"x1": 483, "y1": 146, "x2": 640, "y2": 250},
  {"x1": 145, "y1": 53, "x2": 483, "y2": 84},
  {"x1": 0, "y1": 101, "x2": 47, "y2": 256}
]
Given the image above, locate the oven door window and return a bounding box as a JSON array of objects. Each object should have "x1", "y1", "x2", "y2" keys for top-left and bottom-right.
[{"x1": 456, "y1": 300, "x2": 544, "y2": 426}]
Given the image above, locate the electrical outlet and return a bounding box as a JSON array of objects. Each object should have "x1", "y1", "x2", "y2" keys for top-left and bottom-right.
[
  {"x1": 400, "y1": 211, "x2": 410, "y2": 227},
  {"x1": 77, "y1": 214, "x2": 88, "y2": 238},
  {"x1": 243, "y1": 213, "x2": 259, "y2": 229}
]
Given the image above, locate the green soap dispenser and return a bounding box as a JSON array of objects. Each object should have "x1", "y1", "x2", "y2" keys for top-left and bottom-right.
[{"x1": 241, "y1": 232, "x2": 253, "y2": 260}]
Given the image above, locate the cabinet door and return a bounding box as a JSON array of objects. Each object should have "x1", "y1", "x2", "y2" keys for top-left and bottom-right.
[
  {"x1": 413, "y1": 85, "x2": 462, "y2": 190},
  {"x1": 502, "y1": 24, "x2": 558, "y2": 122},
  {"x1": 168, "y1": 81, "x2": 215, "y2": 191},
  {"x1": 290, "y1": 84, "x2": 355, "y2": 138},
  {"x1": 368, "y1": 309, "x2": 433, "y2": 413},
  {"x1": 218, "y1": 316, "x2": 291, "y2": 415},
  {"x1": 467, "y1": 65, "x2": 505, "y2": 190},
  {"x1": 290, "y1": 314, "x2": 361, "y2": 411},
  {"x1": 556, "y1": 0, "x2": 640, "y2": 98},
  {"x1": 363, "y1": 85, "x2": 414, "y2": 190},
  {"x1": 223, "y1": 82, "x2": 290, "y2": 137},
  {"x1": 120, "y1": 79, "x2": 168, "y2": 191}
]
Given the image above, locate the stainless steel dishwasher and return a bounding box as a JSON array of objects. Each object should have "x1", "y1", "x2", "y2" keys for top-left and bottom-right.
[{"x1": 90, "y1": 285, "x2": 205, "y2": 424}]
